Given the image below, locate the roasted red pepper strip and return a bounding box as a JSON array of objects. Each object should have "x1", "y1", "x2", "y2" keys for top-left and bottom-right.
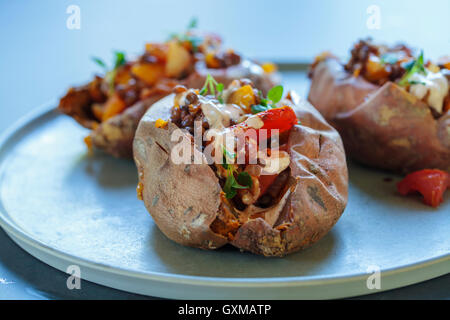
[
  {"x1": 259, "y1": 106, "x2": 298, "y2": 134},
  {"x1": 232, "y1": 106, "x2": 298, "y2": 140},
  {"x1": 397, "y1": 169, "x2": 450, "y2": 207}
]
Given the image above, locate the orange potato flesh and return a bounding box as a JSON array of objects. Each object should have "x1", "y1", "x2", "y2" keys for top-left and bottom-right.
[
  {"x1": 227, "y1": 85, "x2": 256, "y2": 112},
  {"x1": 115, "y1": 67, "x2": 133, "y2": 86},
  {"x1": 84, "y1": 135, "x2": 93, "y2": 154},
  {"x1": 261, "y1": 62, "x2": 277, "y2": 74},
  {"x1": 145, "y1": 43, "x2": 168, "y2": 62},
  {"x1": 165, "y1": 41, "x2": 192, "y2": 78},
  {"x1": 92, "y1": 104, "x2": 104, "y2": 121},
  {"x1": 102, "y1": 94, "x2": 126, "y2": 122},
  {"x1": 364, "y1": 55, "x2": 390, "y2": 82},
  {"x1": 209, "y1": 203, "x2": 240, "y2": 240},
  {"x1": 131, "y1": 62, "x2": 165, "y2": 86},
  {"x1": 205, "y1": 52, "x2": 221, "y2": 69}
]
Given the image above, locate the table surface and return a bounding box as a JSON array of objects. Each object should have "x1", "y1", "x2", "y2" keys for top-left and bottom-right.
[{"x1": 0, "y1": 0, "x2": 449, "y2": 299}]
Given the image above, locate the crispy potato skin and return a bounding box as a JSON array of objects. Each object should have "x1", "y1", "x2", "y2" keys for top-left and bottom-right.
[
  {"x1": 309, "y1": 58, "x2": 450, "y2": 173},
  {"x1": 60, "y1": 59, "x2": 277, "y2": 158},
  {"x1": 133, "y1": 95, "x2": 228, "y2": 249},
  {"x1": 133, "y1": 92, "x2": 348, "y2": 256}
]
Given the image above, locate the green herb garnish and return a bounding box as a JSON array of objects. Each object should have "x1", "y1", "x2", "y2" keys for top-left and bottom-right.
[
  {"x1": 216, "y1": 83, "x2": 224, "y2": 103},
  {"x1": 408, "y1": 80, "x2": 426, "y2": 85},
  {"x1": 267, "y1": 85, "x2": 283, "y2": 104},
  {"x1": 223, "y1": 168, "x2": 252, "y2": 199},
  {"x1": 236, "y1": 172, "x2": 252, "y2": 188},
  {"x1": 222, "y1": 145, "x2": 235, "y2": 170},
  {"x1": 169, "y1": 17, "x2": 202, "y2": 52},
  {"x1": 92, "y1": 51, "x2": 127, "y2": 94},
  {"x1": 398, "y1": 51, "x2": 426, "y2": 87},
  {"x1": 113, "y1": 51, "x2": 126, "y2": 69},
  {"x1": 92, "y1": 57, "x2": 108, "y2": 70},
  {"x1": 221, "y1": 147, "x2": 252, "y2": 199},
  {"x1": 251, "y1": 85, "x2": 284, "y2": 114},
  {"x1": 250, "y1": 104, "x2": 269, "y2": 114},
  {"x1": 199, "y1": 74, "x2": 224, "y2": 102},
  {"x1": 187, "y1": 17, "x2": 198, "y2": 30}
]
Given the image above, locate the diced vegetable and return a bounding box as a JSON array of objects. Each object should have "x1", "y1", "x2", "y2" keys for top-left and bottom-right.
[
  {"x1": 131, "y1": 62, "x2": 165, "y2": 86},
  {"x1": 92, "y1": 104, "x2": 104, "y2": 121},
  {"x1": 437, "y1": 56, "x2": 450, "y2": 70},
  {"x1": 145, "y1": 43, "x2": 168, "y2": 62},
  {"x1": 261, "y1": 62, "x2": 277, "y2": 73},
  {"x1": 233, "y1": 106, "x2": 298, "y2": 141},
  {"x1": 165, "y1": 40, "x2": 192, "y2": 78},
  {"x1": 227, "y1": 85, "x2": 256, "y2": 112},
  {"x1": 136, "y1": 182, "x2": 144, "y2": 200},
  {"x1": 155, "y1": 118, "x2": 168, "y2": 129},
  {"x1": 365, "y1": 55, "x2": 390, "y2": 82},
  {"x1": 114, "y1": 66, "x2": 132, "y2": 86},
  {"x1": 398, "y1": 51, "x2": 426, "y2": 87},
  {"x1": 258, "y1": 106, "x2": 298, "y2": 134},
  {"x1": 102, "y1": 94, "x2": 126, "y2": 121},
  {"x1": 205, "y1": 51, "x2": 221, "y2": 69},
  {"x1": 84, "y1": 135, "x2": 93, "y2": 154},
  {"x1": 397, "y1": 169, "x2": 450, "y2": 207}
]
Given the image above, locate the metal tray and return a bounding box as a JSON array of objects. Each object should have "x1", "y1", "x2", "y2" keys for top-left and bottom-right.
[{"x1": 0, "y1": 71, "x2": 448, "y2": 299}]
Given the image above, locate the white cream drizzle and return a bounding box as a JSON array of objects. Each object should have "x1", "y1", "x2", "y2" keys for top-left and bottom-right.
[
  {"x1": 259, "y1": 150, "x2": 290, "y2": 175},
  {"x1": 408, "y1": 71, "x2": 449, "y2": 114},
  {"x1": 199, "y1": 96, "x2": 244, "y2": 130}
]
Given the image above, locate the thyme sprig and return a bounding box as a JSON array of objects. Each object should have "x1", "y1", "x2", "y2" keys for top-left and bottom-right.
[
  {"x1": 199, "y1": 74, "x2": 224, "y2": 103},
  {"x1": 251, "y1": 85, "x2": 284, "y2": 114},
  {"x1": 221, "y1": 147, "x2": 252, "y2": 199},
  {"x1": 92, "y1": 51, "x2": 127, "y2": 94},
  {"x1": 398, "y1": 51, "x2": 426, "y2": 87}
]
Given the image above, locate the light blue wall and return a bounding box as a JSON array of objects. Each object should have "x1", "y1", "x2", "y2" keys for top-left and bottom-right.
[{"x1": 1, "y1": 0, "x2": 449, "y2": 128}]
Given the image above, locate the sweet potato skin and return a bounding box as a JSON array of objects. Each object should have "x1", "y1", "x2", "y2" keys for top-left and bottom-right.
[
  {"x1": 133, "y1": 95, "x2": 228, "y2": 249},
  {"x1": 308, "y1": 58, "x2": 450, "y2": 173},
  {"x1": 133, "y1": 92, "x2": 348, "y2": 256}
]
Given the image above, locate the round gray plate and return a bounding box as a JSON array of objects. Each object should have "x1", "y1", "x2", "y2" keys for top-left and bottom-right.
[{"x1": 0, "y1": 104, "x2": 448, "y2": 299}]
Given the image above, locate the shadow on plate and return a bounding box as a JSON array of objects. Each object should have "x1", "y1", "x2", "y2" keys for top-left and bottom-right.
[
  {"x1": 68, "y1": 152, "x2": 138, "y2": 189},
  {"x1": 149, "y1": 223, "x2": 338, "y2": 278},
  {"x1": 347, "y1": 159, "x2": 444, "y2": 211}
]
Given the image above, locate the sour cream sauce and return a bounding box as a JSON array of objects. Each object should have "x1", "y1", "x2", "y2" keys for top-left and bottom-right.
[{"x1": 408, "y1": 71, "x2": 449, "y2": 114}]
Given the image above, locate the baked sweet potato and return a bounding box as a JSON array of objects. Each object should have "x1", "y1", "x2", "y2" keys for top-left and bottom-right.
[
  {"x1": 308, "y1": 40, "x2": 450, "y2": 173},
  {"x1": 133, "y1": 80, "x2": 348, "y2": 256},
  {"x1": 59, "y1": 34, "x2": 278, "y2": 158}
]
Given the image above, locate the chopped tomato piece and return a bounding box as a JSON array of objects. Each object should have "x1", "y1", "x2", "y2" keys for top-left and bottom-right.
[
  {"x1": 397, "y1": 169, "x2": 450, "y2": 207},
  {"x1": 233, "y1": 106, "x2": 298, "y2": 140},
  {"x1": 259, "y1": 106, "x2": 298, "y2": 134}
]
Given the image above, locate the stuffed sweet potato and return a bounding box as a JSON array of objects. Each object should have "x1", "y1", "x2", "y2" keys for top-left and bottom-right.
[
  {"x1": 308, "y1": 39, "x2": 450, "y2": 174},
  {"x1": 133, "y1": 78, "x2": 348, "y2": 256},
  {"x1": 59, "y1": 27, "x2": 278, "y2": 158}
]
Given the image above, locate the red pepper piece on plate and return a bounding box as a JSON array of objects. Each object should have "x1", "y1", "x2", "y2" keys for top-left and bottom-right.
[{"x1": 397, "y1": 169, "x2": 450, "y2": 207}]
